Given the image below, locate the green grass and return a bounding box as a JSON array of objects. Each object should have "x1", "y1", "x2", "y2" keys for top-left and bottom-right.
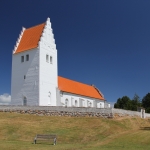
[{"x1": 0, "y1": 112, "x2": 150, "y2": 149}]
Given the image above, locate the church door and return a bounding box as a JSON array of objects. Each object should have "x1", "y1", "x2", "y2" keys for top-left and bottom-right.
[
  {"x1": 23, "y1": 97, "x2": 27, "y2": 106},
  {"x1": 65, "y1": 99, "x2": 68, "y2": 107},
  {"x1": 75, "y1": 100, "x2": 78, "y2": 107}
]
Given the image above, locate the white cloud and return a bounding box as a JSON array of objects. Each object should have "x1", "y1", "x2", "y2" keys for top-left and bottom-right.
[{"x1": 0, "y1": 93, "x2": 11, "y2": 104}]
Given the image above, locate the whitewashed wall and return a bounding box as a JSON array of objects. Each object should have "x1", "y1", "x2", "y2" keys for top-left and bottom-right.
[
  {"x1": 60, "y1": 92, "x2": 105, "y2": 108},
  {"x1": 11, "y1": 48, "x2": 39, "y2": 105},
  {"x1": 38, "y1": 18, "x2": 58, "y2": 106}
]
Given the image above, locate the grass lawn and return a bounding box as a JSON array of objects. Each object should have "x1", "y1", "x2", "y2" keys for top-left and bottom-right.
[{"x1": 0, "y1": 112, "x2": 150, "y2": 149}]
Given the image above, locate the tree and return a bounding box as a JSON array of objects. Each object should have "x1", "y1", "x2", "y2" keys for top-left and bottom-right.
[
  {"x1": 142, "y1": 93, "x2": 150, "y2": 113},
  {"x1": 114, "y1": 94, "x2": 142, "y2": 111},
  {"x1": 131, "y1": 94, "x2": 141, "y2": 111},
  {"x1": 114, "y1": 96, "x2": 132, "y2": 110}
]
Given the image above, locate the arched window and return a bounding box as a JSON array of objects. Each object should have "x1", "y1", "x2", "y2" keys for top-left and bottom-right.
[
  {"x1": 89, "y1": 102, "x2": 92, "y2": 107},
  {"x1": 88, "y1": 101, "x2": 92, "y2": 107},
  {"x1": 100, "y1": 103, "x2": 102, "y2": 108},
  {"x1": 75, "y1": 100, "x2": 78, "y2": 107},
  {"x1": 23, "y1": 97, "x2": 27, "y2": 106},
  {"x1": 65, "y1": 99, "x2": 68, "y2": 107}
]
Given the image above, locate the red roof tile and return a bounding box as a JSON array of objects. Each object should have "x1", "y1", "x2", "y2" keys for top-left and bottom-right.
[
  {"x1": 58, "y1": 76, "x2": 104, "y2": 100},
  {"x1": 14, "y1": 23, "x2": 45, "y2": 54}
]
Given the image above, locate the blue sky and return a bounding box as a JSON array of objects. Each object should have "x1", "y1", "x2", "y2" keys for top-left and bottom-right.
[{"x1": 0, "y1": 0, "x2": 150, "y2": 104}]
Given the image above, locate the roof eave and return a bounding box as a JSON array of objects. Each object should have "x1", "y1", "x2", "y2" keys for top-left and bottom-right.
[
  {"x1": 59, "y1": 90, "x2": 105, "y2": 101},
  {"x1": 14, "y1": 46, "x2": 39, "y2": 54}
]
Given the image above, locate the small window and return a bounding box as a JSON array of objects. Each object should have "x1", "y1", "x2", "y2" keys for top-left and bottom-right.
[
  {"x1": 26, "y1": 54, "x2": 29, "y2": 61},
  {"x1": 24, "y1": 75, "x2": 26, "y2": 79},
  {"x1": 21, "y1": 56, "x2": 24, "y2": 62},
  {"x1": 46, "y1": 54, "x2": 49, "y2": 62},
  {"x1": 50, "y1": 56, "x2": 53, "y2": 64}
]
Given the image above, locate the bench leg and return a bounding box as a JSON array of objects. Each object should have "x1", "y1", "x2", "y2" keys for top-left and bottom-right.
[
  {"x1": 54, "y1": 138, "x2": 56, "y2": 145},
  {"x1": 34, "y1": 139, "x2": 36, "y2": 144}
]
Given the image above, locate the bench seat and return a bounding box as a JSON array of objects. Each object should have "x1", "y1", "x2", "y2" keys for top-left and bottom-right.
[{"x1": 34, "y1": 134, "x2": 57, "y2": 145}]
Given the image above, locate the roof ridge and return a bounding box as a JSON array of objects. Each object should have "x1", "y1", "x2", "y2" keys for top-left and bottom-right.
[
  {"x1": 58, "y1": 76, "x2": 93, "y2": 87},
  {"x1": 26, "y1": 22, "x2": 45, "y2": 30}
]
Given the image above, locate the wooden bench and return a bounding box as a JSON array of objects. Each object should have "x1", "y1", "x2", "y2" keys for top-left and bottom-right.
[{"x1": 34, "y1": 134, "x2": 57, "y2": 145}]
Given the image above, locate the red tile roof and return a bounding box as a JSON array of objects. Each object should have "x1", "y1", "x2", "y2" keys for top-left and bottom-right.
[
  {"x1": 14, "y1": 23, "x2": 45, "y2": 54},
  {"x1": 58, "y1": 76, "x2": 104, "y2": 100}
]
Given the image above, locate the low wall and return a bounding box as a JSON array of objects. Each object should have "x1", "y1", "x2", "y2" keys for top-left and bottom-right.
[
  {"x1": 145, "y1": 113, "x2": 150, "y2": 118},
  {"x1": 112, "y1": 108, "x2": 141, "y2": 118},
  {"x1": 112, "y1": 108, "x2": 150, "y2": 119},
  {"x1": 0, "y1": 106, "x2": 150, "y2": 119},
  {"x1": 0, "y1": 106, "x2": 113, "y2": 118}
]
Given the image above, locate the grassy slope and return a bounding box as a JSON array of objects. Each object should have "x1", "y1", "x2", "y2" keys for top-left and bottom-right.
[{"x1": 0, "y1": 112, "x2": 150, "y2": 150}]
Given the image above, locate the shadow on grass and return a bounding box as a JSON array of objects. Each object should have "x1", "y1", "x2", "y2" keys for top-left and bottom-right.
[{"x1": 140, "y1": 127, "x2": 150, "y2": 130}]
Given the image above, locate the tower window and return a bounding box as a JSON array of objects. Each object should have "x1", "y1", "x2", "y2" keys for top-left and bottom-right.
[
  {"x1": 50, "y1": 56, "x2": 53, "y2": 64},
  {"x1": 21, "y1": 56, "x2": 24, "y2": 62},
  {"x1": 26, "y1": 54, "x2": 29, "y2": 61},
  {"x1": 46, "y1": 54, "x2": 49, "y2": 62}
]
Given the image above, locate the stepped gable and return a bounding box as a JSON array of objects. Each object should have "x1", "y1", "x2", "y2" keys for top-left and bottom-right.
[
  {"x1": 14, "y1": 23, "x2": 45, "y2": 54},
  {"x1": 58, "y1": 76, "x2": 104, "y2": 100}
]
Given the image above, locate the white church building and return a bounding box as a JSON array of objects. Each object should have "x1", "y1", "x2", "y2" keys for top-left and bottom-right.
[{"x1": 11, "y1": 18, "x2": 108, "y2": 108}]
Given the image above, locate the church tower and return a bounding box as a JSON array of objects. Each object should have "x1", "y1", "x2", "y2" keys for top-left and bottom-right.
[{"x1": 11, "y1": 18, "x2": 58, "y2": 106}]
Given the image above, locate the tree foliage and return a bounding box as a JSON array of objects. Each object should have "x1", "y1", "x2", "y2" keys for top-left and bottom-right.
[
  {"x1": 131, "y1": 94, "x2": 141, "y2": 111},
  {"x1": 114, "y1": 94, "x2": 141, "y2": 111},
  {"x1": 114, "y1": 93, "x2": 150, "y2": 113},
  {"x1": 142, "y1": 93, "x2": 150, "y2": 113},
  {"x1": 114, "y1": 96, "x2": 132, "y2": 110}
]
